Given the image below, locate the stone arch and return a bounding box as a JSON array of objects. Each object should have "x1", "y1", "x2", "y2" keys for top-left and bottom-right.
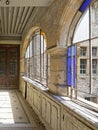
[
  {"x1": 58, "y1": 0, "x2": 83, "y2": 47},
  {"x1": 66, "y1": 0, "x2": 95, "y2": 46},
  {"x1": 19, "y1": 25, "x2": 47, "y2": 92},
  {"x1": 66, "y1": 11, "x2": 82, "y2": 46},
  {"x1": 21, "y1": 25, "x2": 47, "y2": 59}
]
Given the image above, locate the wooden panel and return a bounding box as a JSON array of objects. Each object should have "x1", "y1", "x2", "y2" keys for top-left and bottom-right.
[
  {"x1": 46, "y1": 100, "x2": 51, "y2": 124},
  {"x1": 33, "y1": 88, "x2": 41, "y2": 112},
  {"x1": 37, "y1": 92, "x2": 41, "y2": 112},
  {"x1": 33, "y1": 90, "x2": 38, "y2": 108},
  {"x1": 51, "y1": 103, "x2": 60, "y2": 130},
  {"x1": 31, "y1": 87, "x2": 34, "y2": 107},
  {"x1": 42, "y1": 96, "x2": 46, "y2": 119},
  {"x1": 62, "y1": 109, "x2": 93, "y2": 130},
  {"x1": 0, "y1": 45, "x2": 19, "y2": 89}
]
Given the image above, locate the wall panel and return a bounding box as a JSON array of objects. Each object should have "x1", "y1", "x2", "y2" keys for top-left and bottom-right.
[{"x1": 25, "y1": 81, "x2": 97, "y2": 130}]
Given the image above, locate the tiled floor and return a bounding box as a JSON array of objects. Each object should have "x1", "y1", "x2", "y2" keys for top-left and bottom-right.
[
  {"x1": 0, "y1": 90, "x2": 28, "y2": 124},
  {"x1": 0, "y1": 90, "x2": 46, "y2": 130}
]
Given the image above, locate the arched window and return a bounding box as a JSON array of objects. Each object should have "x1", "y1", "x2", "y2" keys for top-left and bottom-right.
[
  {"x1": 73, "y1": 9, "x2": 89, "y2": 43},
  {"x1": 69, "y1": 1, "x2": 98, "y2": 104},
  {"x1": 24, "y1": 29, "x2": 47, "y2": 86}
]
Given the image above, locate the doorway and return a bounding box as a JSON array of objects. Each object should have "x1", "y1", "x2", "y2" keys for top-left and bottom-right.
[{"x1": 0, "y1": 44, "x2": 20, "y2": 89}]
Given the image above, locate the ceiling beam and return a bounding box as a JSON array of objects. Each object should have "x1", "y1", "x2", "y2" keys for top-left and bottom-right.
[
  {"x1": 0, "y1": 0, "x2": 54, "y2": 7},
  {"x1": 0, "y1": 36, "x2": 22, "y2": 40},
  {"x1": 0, "y1": 40, "x2": 21, "y2": 44},
  {"x1": 11, "y1": 7, "x2": 19, "y2": 33},
  {"x1": 20, "y1": 7, "x2": 34, "y2": 34},
  {"x1": 4, "y1": 7, "x2": 7, "y2": 33},
  {"x1": 14, "y1": 7, "x2": 24, "y2": 33},
  {"x1": 0, "y1": 7, "x2": 4, "y2": 33},
  {"x1": 8, "y1": 7, "x2": 13, "y2": 33},
  {"x1": 17, "y1": 7, "x2": 29, "y2": 33}
]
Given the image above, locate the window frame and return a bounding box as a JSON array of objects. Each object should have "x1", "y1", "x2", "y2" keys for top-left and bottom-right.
[
  {"x1": 92, "y1": 47, "x2": 97, "y2": 57},
  {"x1": 24, "y1": 29, "x2": 48, "y2": 87},
  {"x1": 71, "y1": 1, "x2": 98, "y2": 105},
  {"x1": 80, "y1": 47, "x2": 87, "y2": 56},
  {"x1": 80, "y1": 59, "x2": 87, "y2": 74}
]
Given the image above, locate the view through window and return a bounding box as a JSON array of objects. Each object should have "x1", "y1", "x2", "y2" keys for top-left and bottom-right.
[
  {"x1": 72, "y1": 1, "x2": 98, "y2": 104},
  {"x1": 25, "y1": 29, "x2": 48, "y2": 87}
]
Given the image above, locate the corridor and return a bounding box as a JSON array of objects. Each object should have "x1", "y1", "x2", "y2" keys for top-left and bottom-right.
[
  {"x1": 0, "y1": 90, "x2": 46, "y2": 130},
  {"x1": 0, "y1": 0, "x2": 98, "y2": 130}
]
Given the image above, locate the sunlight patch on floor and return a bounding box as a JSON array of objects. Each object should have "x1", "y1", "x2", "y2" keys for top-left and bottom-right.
[
  {"x1": 0, "y1": 92, "x2": 14, "y2": 124},
  {"x1": 0, "y1": 91, "x2": 29, "y2": 124}
]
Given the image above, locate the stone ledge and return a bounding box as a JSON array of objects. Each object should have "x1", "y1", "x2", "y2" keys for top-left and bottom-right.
[{"x1": 22, "y1": 76, "x2": 98, "y2": 128}]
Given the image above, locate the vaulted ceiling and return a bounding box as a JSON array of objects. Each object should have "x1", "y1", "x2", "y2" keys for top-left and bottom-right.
[{"x1": 0, "y1": 0, "x2": 54, "y2": 41}]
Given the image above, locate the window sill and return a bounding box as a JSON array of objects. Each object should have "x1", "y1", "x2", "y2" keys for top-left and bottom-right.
[
  {"x1": 79, "y1": 75, "x2": 98, "y2": 77},
  {"x1": 22, "y1": 76, "x2": 49, "y2": 91},
  {"x1": 51, "y1": 94, "x2": 98, "y2": 127},
  {"x1": 63, "y1": 99, "x2": 98, "y2": 126},
  {"x1": 76, "y1": 97, "x2": 98, "y2": 110}
]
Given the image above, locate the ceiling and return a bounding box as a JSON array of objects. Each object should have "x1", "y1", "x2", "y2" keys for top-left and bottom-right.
[{"x1": 0, "y1": 0, "x2": 54, "y2": 41}]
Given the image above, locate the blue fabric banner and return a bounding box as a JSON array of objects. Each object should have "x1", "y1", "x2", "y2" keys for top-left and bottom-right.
[
  {"x1": 67, "y1": 46, "x2": 76, "y2": 88},
  {"x1": 79, "y1": 0, "x2": 91, "y2": 12}
]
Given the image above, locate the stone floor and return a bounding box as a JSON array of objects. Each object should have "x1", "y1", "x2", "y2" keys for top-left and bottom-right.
[{"x1": 0, "y1": 90, "x2": 46, "y2": 130}]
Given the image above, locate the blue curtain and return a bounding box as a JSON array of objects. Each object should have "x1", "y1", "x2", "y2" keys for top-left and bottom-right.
[{"x1": 67, "y1": 46, "x2": 76, "y2": 88}]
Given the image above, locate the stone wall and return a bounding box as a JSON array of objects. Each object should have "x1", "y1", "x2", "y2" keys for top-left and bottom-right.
[{"x1": 20, "y1": 0, "x2": 83, "y2": 95}]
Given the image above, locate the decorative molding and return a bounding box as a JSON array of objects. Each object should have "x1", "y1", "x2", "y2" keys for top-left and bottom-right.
[
  {"x1": 0, "y1": 0, "x2": 54, "y2": 7},
  {"x1": 46, "y1": 45, "x2": 67, "y2": 54}
]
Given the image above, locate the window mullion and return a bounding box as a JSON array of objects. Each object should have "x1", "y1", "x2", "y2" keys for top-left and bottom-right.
[
  {"x1": 40, "y1": 30, "x2": 42, "y2": 82},
  {"x1": 89, "y1": 6, "x2": 92, "y2": 94},
  {"x1": 32, "y1": 37, "x2": 34, "y2": 79},
  {"x1": 43, "y1": 35, "x2": 44, "y2": 82},
  {"x1": 29, "y1": 45, "x2": 30, "y2": 78}
]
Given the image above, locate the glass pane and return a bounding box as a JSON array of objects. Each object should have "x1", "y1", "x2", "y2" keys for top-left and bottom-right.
[
  {"x1": 24, "y1": 30, "x2": 47, "y2": 87},
  {"x1": 43, "y1": 54, "x2": 47, "y2": 86},
  {"x1": 9, "y1": 50, "x2": 17, "y2": 58},
  {"x1": 33, "y1": 56, "x2": 37, "y2": 79},
  {"x1": 29, "y1": 40, "x2": 33, "y2": 57},
  {"x1": 73, "y1": 9, "x2": 89, "y2": 43},
  {"x1": 27, "y1": 58, "x2": 30, "y2": 77},
  {"x1": 92, "y1": 47, "x2": 97, "y2": 56},
  {"x1": 41, "y1": 35, "x2": 47, "y2": 54},
  {"x1": 25, "y1": 46, "x2": 29, "y2": 58},
  {"x1": 91, "y1": 39, "x2": 98, "y2": 103},
  {"x1": 0, "y1": 61, "x2": 5, "y2": 75},
  {"x1": 30, "y1": 57, "x2": 33, "y2": 78},
  {"x1": 0, "y1": 49, "x2": 6, "y2": 57},
  {"x1": 77, "y1": 91, "x2": 98, "y2": 103},
  {"x1": 10, "y1": 60, "x2": 17, "y2": 75},
  {"x1": 77, "y1": 41, "x2": 90, "y2": 97},
  {"x1": 91, "y1": 1, "x2": 98, "y2": 38},
  {"x1": 80, "y1": 47, "x2": 87, "y2": 56},
  {"x1": 92, "y1": 59, "x2": 97, "y2": 74},
  {"x1": 36, "y1": 55, "x2": 40, "y2": 81},
  {"x1": 41, "y1": 35, "x2": 44, "y2": 54},
  {"x1": 35, "y1": 33, "x2": 40, "y2": 55}
]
